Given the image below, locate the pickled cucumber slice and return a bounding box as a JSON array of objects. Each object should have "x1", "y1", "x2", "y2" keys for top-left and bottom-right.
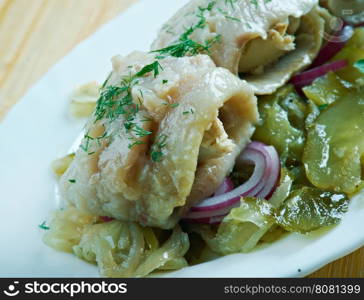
[{"x1": 303, "y1": 89, "x2": 364, "y2": 194}]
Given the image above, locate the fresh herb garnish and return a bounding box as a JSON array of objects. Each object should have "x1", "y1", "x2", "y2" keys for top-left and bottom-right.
[
  {"x1": 68, "y1": 179, "x2": 76, "y2": 183},
  {"x1": 80, "y1": 134, "x2": 95, "y2": 152},
  {"x1": 153, "y1": 30, "x2": 221, "y2": 58},
  {"x1": 152, "y1": 2, "x2": 221, "y2": 58},
  {"x1": 354, "y1": 59, "x2": 364, "y2": 73},
  {"x1": 250, "y1": 0, "x2": 258, "y2": 7},
  {"x1": 38, "y1": 221, "x2": 50, "y2": 230},
  {"x1": 183, "y1": 108, "x2": 195, "y2": 115},
  {"x1": 217, "y1": 8, "x2": 241, "y2": 22},
  {"x1": 225, "y1": 0, "x2": 238, "y2": 8},
  {"x1": 163, "y1": 102, "x2": 180, "y2": 108},
  {"x1": 151, "y1": 134, "x2": 168, "y2": 162},
  {"x1": 89, "y1": 61, "x2": 163, "y2": 150}
]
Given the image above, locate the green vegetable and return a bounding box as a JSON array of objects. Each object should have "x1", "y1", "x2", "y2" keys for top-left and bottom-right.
[
  {"x1": 303, "y1": 88, "x2": 364, "y2": 194},
  {"x1": 331, "y1": 28, "x2": 364, "y2": 83},
  {"x1": 275, "y1": 187, "x2": 349, "y2": 233},
  {"x1": 38, "y1": 221, "x2": 50, "y2": 231},
  {"x1": 150, "y1": 134, "x2": 168, "y2": 162},
  {"x1": 302, "y1": 72, "x2": 349, "y2": 106},
  {"x1": 253, "y1": 85, "x2": 306, "y2": 164},
  {"x1": 190, "y1": 173, "x2": 293, "y2": 255},
  {"x1": 190, "y1": 170, "x2": 348, "y2": 254},
  {"x1": 190, "y1": 198, "x2": 275, "y2": 255}
]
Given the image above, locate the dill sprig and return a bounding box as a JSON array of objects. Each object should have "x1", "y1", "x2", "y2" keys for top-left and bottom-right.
[
  {"x1": 95, "y1": 61, "x2": 162, "y2": 123},
  {"x1": 217, "y1": 7, "x2": 241, "y2": 22},
  {"x1": 38, "y1": 221, "x2": 50, "y2": 230},
  {"x1": 153, "y1": 29, "x2": 221, "y2": 58},
  {"x1": 85, "y1": 61, "x2": 163, "y2": 151},
  {"x1": 153, "y1": 2, "x2": 221, "y2": 58},
  {"x1": 151, "y1": 134, "x2": 168, "y2": 162},
  {"x1": 225, "y1": 0, "x2": 238, "y2": 8}
]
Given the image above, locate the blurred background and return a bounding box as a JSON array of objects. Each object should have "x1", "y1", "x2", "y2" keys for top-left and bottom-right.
[{"x1": 0, "y1": 0, "x2": 363, "y2": 278}]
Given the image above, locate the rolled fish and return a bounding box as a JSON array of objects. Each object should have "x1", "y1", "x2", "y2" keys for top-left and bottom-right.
[
  {"x1": 60, "y1": 52, "x2": 258, "y2": 229},
  {"x1": 152, "y1": 0, "x2": 332, "y2": 94}
]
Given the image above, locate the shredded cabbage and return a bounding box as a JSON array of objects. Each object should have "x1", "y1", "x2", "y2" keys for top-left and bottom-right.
[
  {"x1": 43, "y1": 207, "x2": 189, "y2": 277},
  {"x1": 69, "y1": 82, "x2": 99, "y2": 118}
]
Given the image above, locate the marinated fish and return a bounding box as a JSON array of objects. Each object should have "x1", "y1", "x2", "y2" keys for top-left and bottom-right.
[{"x1": 59, "y1": 52, "x2": 258, "y2": 229}]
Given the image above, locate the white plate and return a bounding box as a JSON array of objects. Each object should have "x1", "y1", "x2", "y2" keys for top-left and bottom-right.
[{"x1": 0, "y1": 0, "x2": 363, "y2": 278}]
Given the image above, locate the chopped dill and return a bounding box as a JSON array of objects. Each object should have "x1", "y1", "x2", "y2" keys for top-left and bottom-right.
[
  {"x1": 128, "y1": 139, "x2": 146, "y2": 149},
  {"x1": 87, "y1": 60, "x2": 163, "y2": 151},
  {"x1": 152, "y1": 32, "x2": 221, "y2": 58},
  {"x1": 163, "y1": 102, "x2": 180, "y2": 108},
  {"x1": 80, "y1": 134, "x2": 95, "y2": 152},
  {"x1": 38, "y1": 221, "x2": 50, "y2": 230},
  {"x1": 250, "y1": 0, "x2": 258, "y2": 7},
  {"x1": 217, "y1": 8, "x2": 241, "y2": 22},
  {"x1": 183, "y1": 108, "x2": 195, "y2": 115},
  {"x1": 131, "y1": 125, "x2": 152, "y2": 138},
  {"x1": 225, "y1": 0, "x2": 238, "y2": 7},
  {"x1": 152, "y1": 2, "x2": 221, "y2": 58},
  {"x1": 151, "y1": 134, "x2": 168, "y2": 162}
]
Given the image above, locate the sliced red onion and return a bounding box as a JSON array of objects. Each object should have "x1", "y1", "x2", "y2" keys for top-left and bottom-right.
[
  {"x1": 183, "y1": 214, "x2": 226, "y2": 225},
  {"x1": 311, "y1": 26, "x2": 354, "y2": 68},
  {"x1": 255, "y1": 145, "x2": 281, "y2": 199},
  {"x1": 100, "y1": 216, "x2": 113, "y2": 222},
  {"x1": 214, "y1": 177, "x2": 234, "y2": 196},
  {"x1": 189, "y1": 147, "x2": 266, "y2": 214},
  {"x1": 183, "y1": 142, "x2": 281, "y2": 223},
  {"x1": 291, "y1": 59, "x2": 348, "y2": 90}
]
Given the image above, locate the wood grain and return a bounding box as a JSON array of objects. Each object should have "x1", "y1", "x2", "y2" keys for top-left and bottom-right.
[
  {"x1": 0, "y1": 0, "x2": 362, "y2": 278},
  {"x1": 0, "y1": 0, "x2": 136, "y2": 118}
]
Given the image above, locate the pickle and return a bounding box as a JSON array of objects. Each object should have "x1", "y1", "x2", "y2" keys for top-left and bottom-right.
[
  {"x1": 331, "y1": 28, "x2": 364, "y2": 83},
  {"x1": 302, "y1": 71, "x2": 349, "y2": 106},
  {"x1": 275, "y1": 187, "x2": 348, "y2": 233},
  {"x1": 303, "y1": 89, "x2": 364, "y2": 194},
  {"x1": 253, "y1": 85, "x2": 306, "y2": 164}
]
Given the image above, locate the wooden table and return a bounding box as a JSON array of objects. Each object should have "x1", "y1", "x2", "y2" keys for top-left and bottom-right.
[{"x1": 0, "y1": 0, "x2": 363, "y2": 278}]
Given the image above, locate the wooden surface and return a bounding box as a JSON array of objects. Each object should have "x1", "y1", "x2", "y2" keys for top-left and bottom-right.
[{"x1": 0, "y1": 0, "x2": 363, "y2": 278}]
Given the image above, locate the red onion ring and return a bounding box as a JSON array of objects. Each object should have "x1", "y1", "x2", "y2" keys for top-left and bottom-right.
[
  {"x1": 214, "y1": 177, "x2": 234, "y2": 196},
  {"x1": 100, "y1": 216, "x2": 113, "y2": 222},
  {"x1": 291, "y1": 59, "x2": 348, "y2": 90},
  {"x1": 310, "y1": 26, "x2": 354, "y2": 68},
  {"x1": 183, "y1": 142, "x2": 281, "y2": 223}
]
